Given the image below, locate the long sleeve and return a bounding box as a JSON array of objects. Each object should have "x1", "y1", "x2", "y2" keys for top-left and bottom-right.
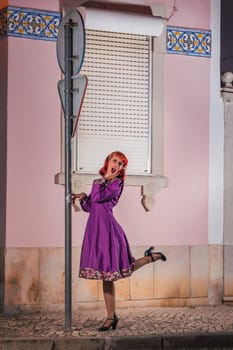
[
  {"x1": 80, "y1": 178, "x2": 123, "y2": 213},
  {"x1": 80, "y1": 195, "x2": 91, "y2": 212},
  {"x1": 91, "y1": 178, "x2": 123, "y2": 203}
]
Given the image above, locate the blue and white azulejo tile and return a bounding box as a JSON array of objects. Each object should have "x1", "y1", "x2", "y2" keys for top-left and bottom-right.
[
  {"x1": 167, "y1": 27, "x2": 211, "y2": 57},
  {"x1": 0, "y1": 6, "x2": 61, "y2": 41}
]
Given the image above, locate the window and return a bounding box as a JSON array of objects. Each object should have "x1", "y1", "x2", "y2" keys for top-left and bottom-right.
[
  {"x1": 75, "y1": 30, "x2": 152, "y2": 175},
  {"x1": 55, "y1": 10, "x2": 168, "y2": 210}
]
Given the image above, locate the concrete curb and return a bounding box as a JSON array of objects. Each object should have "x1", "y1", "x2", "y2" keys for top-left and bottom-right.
[
  {"x1": 162, "y1": 333, "x2": 233, "y2": 349},
  {"x1": 0, "y1": 338, "x2": 105, "y2": 350},
  {"x1": 0, "y1": 339, "x2": 54, "y2": 350},
  {"x1": 0, "y1": 333, "x2": 233, "y2": 350},
  {"x1": 112, "y1": 334, "x2": 162, "y2": 349},
  {"x1": 55, "y1": 338, "x2": 105, "y2": 350}
]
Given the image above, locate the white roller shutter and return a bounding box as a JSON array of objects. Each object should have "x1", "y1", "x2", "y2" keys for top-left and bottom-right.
[{"x1": 75, "y1": 29, "x2": 152, "y2": 175}]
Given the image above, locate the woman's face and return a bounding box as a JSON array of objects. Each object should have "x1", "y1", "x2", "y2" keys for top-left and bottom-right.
[{"x1": 105, "y1": 155, "x2": 124, "y2": 179}]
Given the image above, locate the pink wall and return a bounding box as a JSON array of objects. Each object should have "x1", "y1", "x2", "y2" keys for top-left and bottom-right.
[
  {"x1": 162, "y1": 54, "x2": 209, "y2": 245},
  {"x1": 0, "y1": 38, "x2": 8, "y2": 247},
  {"x1": 5, "y1": 0, "x2": 210, "y2": 247},
  {"x1": 8, "y1": 0, "x2": 60, "y2": 12},
  {"x1": 162, "y1": 0, "x2": 210, "y2": 28},
  {"x1": 118, "y1": 0, "x2": 210, "y2": 28},
  {"x1": 6, "y1": 37, "x2": 64, "y2": 247}
]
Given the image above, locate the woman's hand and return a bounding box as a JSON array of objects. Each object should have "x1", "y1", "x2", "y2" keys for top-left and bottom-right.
[{"x1": 71, "y1": 193, "x2": 87, "y2": 207}]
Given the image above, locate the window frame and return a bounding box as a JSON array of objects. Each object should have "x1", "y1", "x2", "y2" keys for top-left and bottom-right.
[{"x1": 55, "y1": 15, "x2": 168, "y2": 211}]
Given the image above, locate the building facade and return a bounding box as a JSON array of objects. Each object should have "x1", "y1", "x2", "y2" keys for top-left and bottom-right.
[{"x1": 1, "y1": 0, "x2": 231, "y2": 312}]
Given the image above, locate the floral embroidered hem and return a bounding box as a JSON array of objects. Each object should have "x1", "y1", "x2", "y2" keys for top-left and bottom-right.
[{"x1": 79, "y1": 266, "x2": 134, "y2": 282}]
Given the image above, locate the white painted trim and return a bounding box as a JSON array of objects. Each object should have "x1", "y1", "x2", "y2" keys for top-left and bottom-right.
[
  {"x1": 78, "y1": 6, "x2": 164, "y2": 36},
  {"x1": 208, "y1": 0, "x2": 224, "y2": 244}
]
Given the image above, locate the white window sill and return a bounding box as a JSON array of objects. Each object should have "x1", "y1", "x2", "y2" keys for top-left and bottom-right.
[{"x1": 55, "y1": 172, "x2": 168, "y2": 211}]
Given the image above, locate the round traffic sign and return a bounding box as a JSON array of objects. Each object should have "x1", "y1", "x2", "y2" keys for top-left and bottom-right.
[{"x1": 57, "y1": 9, "x2": 85, "y2": 76}]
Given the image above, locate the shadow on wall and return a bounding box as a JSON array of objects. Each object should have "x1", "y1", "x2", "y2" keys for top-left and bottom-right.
[
  {"x1": 0, "y1": 37, "x2": 8, "y2": 313},
  {"x1": 221, "y1": 0, "x2": 233, "y2": 77},
  {"x1": 0, "y1": 251, "x2": 5, "y2": 313}
]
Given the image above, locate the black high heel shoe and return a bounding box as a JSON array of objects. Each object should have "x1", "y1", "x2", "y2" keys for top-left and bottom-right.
[
  {"x1": 98, "y1": 314, "x2": 118, "y2": 331},
  {"x1": 144, "y1": 246, "x2": 167, "y2": 262}
]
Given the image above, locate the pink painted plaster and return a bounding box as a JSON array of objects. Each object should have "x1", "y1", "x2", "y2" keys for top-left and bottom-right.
[
  {"x1": 6, "y1": 37, "x2": 64, "y2": 247},
  {"x1": 5, "y1": 0, "x2": 210, "y2": 247},
  {"x1": 8, "y1": 0, "x2": 60, "y2": 12}
]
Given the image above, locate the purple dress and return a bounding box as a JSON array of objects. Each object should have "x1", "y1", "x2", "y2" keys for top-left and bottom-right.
[{"x1": 79, "y1": 177, "x2": 135, "y2": 281}]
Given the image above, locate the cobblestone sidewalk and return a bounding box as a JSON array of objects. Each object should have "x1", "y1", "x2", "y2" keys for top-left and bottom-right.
[{"x1": 1, "y1": 305, "x2": 233, "y2": 339}]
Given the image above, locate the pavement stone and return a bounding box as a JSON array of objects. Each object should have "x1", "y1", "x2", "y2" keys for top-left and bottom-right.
[{"x1": 1, "y1": 305, "x2": 233, "y2": 349}]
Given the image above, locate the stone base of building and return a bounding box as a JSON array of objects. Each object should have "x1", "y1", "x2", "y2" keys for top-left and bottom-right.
[{"x1": 2, "y1": 245, "x2": 231, "y2": 311}]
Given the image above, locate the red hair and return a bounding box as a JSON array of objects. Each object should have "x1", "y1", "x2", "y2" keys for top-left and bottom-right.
[{"x1": 99, "y1": 151, "x2": 128, "y2": 181}]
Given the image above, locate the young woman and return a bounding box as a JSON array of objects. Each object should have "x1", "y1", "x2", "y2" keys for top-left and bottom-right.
[{"x1": 72, "y1": 151, "x2": 166, "y2": 331}]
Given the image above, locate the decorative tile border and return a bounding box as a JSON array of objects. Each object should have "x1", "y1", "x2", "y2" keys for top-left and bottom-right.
[
  {"x1": 0, "y1": 6, "x2": 61, "y2": 41},
  {"x1": 0, "y1": 7, "x2": 212, "y2": 58},
  {"x1": 167, "y1": 26, "x2": 211, "y2": 57}
]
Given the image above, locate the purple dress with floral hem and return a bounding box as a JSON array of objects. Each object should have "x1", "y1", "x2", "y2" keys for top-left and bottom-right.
[{"x1": 79, "y1": 177, "x2": 135, "y2": 282}]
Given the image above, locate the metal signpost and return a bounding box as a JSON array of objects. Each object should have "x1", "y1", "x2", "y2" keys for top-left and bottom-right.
[
  {"x1": 56, "y1": 9, "x2": 86, "y2": 332},
  {"x1": 58, "y1": 74, "x2": 88, "y2": 137}
]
